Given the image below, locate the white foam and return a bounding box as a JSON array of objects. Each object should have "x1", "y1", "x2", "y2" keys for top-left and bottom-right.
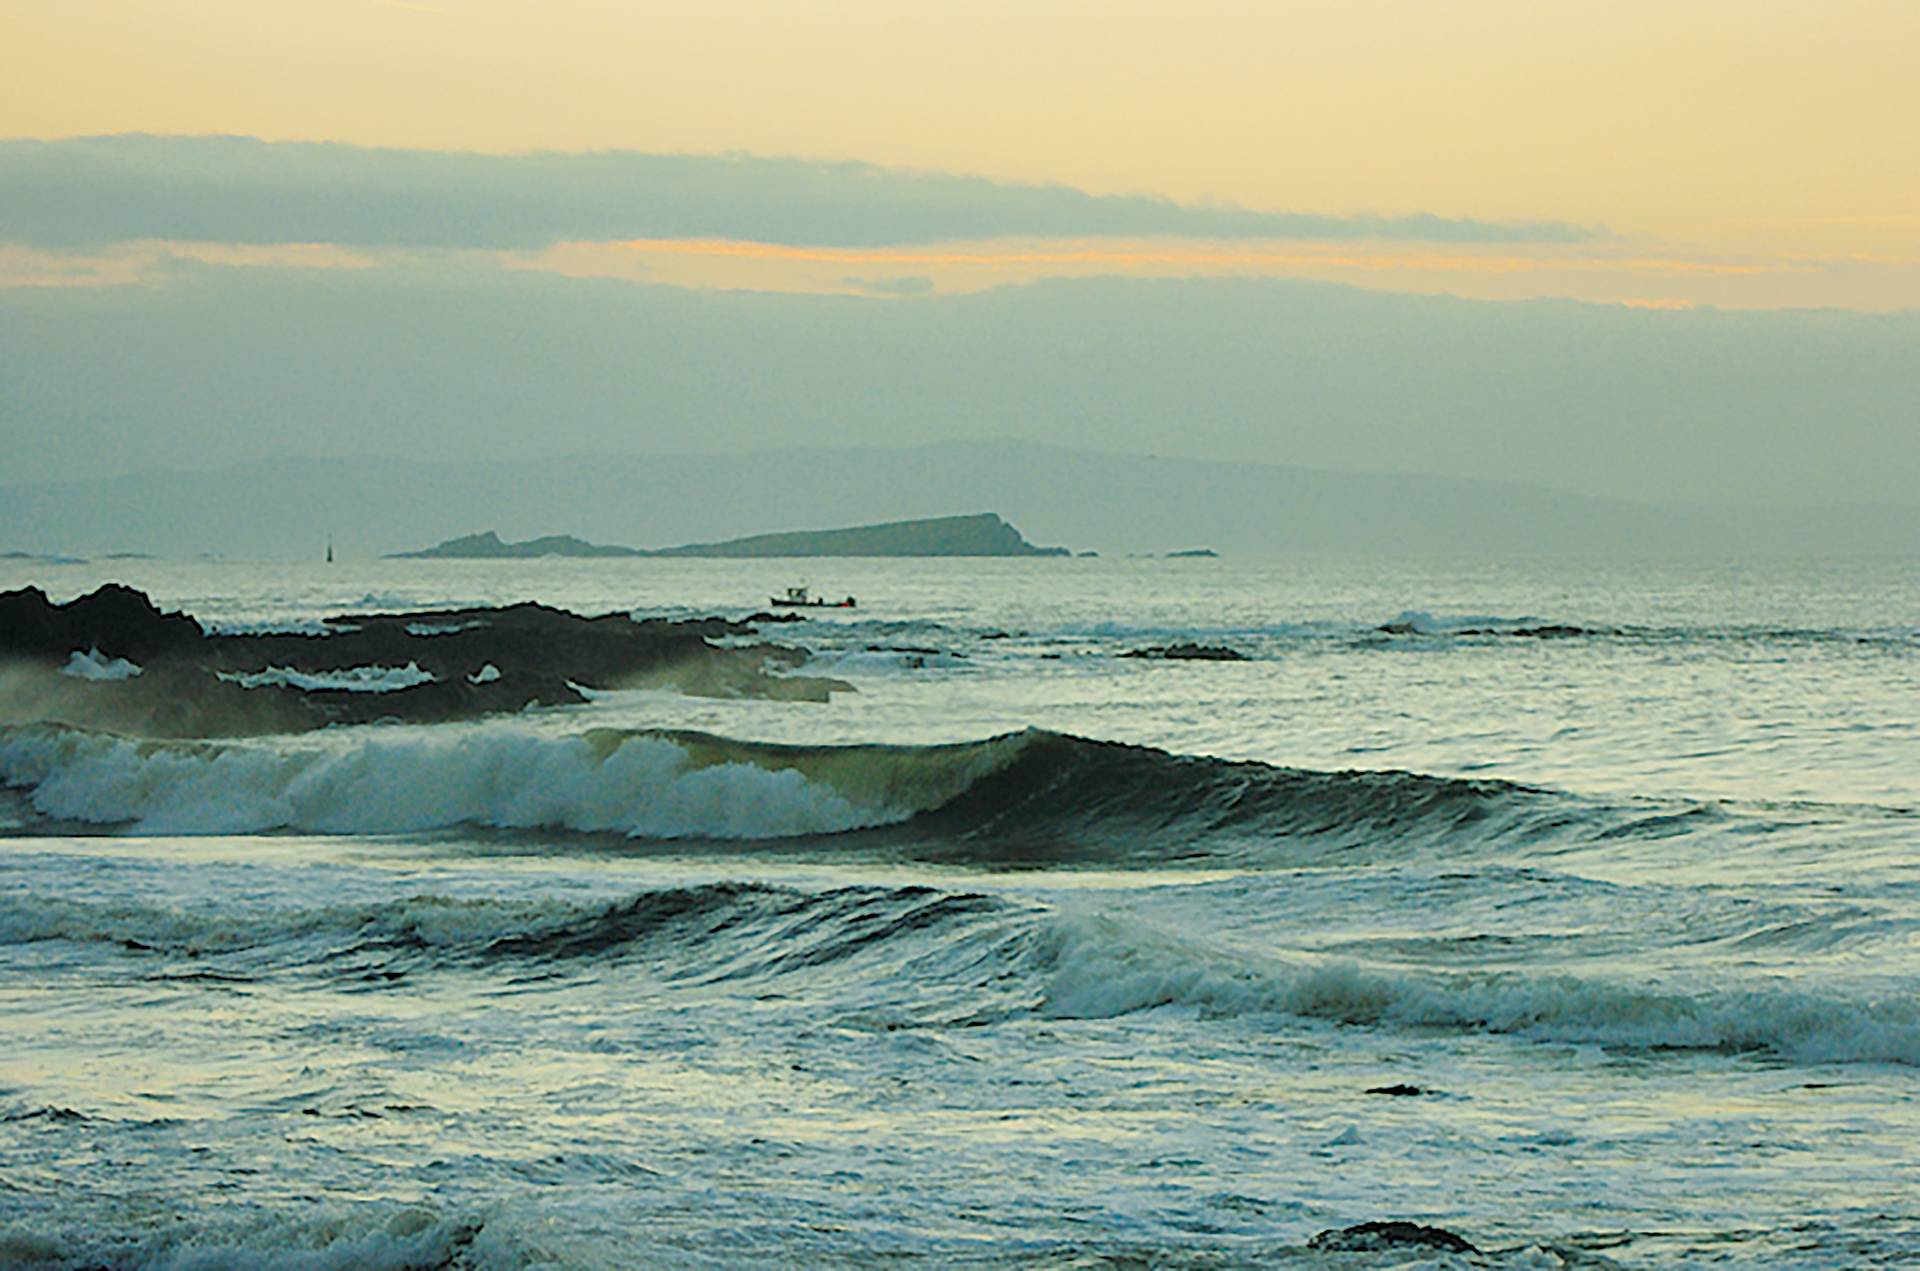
[
  {"x1": 408, "y1": 620, "x2": 487, "y2": 637},
  {"x1": 219, "y1": 663, "x2": 436, "y2": 693},
  {"x1": 0, "y1": 726, "x2": 924, "y2": 840},
  {"x1": 203, "y1": 618, "x2": 341, "y2": 636},
  {"x1": 469, "y1": 663, "x2": 502, "y2": 684},
  {"x1": 1, "y1": 1206, "x2": 518, "y2": 1271},
  {"x1": 59, "y1": 648, "x2": 143, "y2": 681}
]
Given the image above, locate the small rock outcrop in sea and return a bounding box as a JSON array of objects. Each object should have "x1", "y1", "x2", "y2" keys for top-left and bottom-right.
[
  {"x1": 1306, "y1": 1221, "x2": 1480, "y2": 1254},
  {"x1": 1378, "y1": 619, "x2": 1614, "y2": 639},
  {"x1": 1118, "y1": 643, "x2": 1247, "y2": 661},
  {"x1": 0, "y1": 585, "x2": 848, "y2": 737},
  {"x1": 1364, "y1": 1083, "x2": 1426, "y2": 1097}
]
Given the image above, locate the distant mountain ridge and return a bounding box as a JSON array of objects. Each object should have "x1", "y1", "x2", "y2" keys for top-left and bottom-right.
[{"x1": 391, "y1": 513, "x2": 1065, "y2": 559}]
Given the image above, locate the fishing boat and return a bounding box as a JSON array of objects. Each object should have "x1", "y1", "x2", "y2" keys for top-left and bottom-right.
[{"x1": 770, "y1": 585, "x2": 856, "y2": 609}]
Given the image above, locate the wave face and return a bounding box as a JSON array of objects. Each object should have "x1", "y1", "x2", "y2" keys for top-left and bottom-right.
[
  {"x1": 7, "y1": 878, "x2": 1916, "y2": 1067},
  {"x1": 0, "y1": 722, "x2": 1674, "y2": 862}
]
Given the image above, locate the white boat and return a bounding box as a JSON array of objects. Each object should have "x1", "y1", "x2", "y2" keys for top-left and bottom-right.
[{"x1": 769, "y1": 585, "x2": 856, "y2": 609}]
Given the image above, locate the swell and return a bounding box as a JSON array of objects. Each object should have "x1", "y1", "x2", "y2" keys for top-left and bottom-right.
[
  {"x1": 10, "y1": 882, "x2": 1916, "y2": 1066},
  {"x1": 0, "y1": 880, "x2": 1009, "y2": 959}
]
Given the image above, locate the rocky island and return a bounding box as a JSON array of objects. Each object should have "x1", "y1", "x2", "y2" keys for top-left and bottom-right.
[
  {"x1": 394, "y1": 512, "x2": 1067, "y2": 559},
  {"x1": 0, "y1": 584, "x2": 846, "y2": 737},
  {"x1": 390, "y1": 531, "x2": 641, "y2": 559}
]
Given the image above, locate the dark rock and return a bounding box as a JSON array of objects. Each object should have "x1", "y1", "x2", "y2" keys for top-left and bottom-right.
[
  {"x1": 1119, "y1": 643, "x2": 1247, "y2": 661},
  {"x1": 1508, "y1": 624, "x2": 1604, "y2": 639},
  {"x1": 866, "y1": 644, "x2": 965, "y2": 659},
  {"x1": 1165, "y1": 548, "x2": 1218, "y2": 558},
  {"x1": 1307, "y1": 1221, "x2": 1479, "y2": 1255},
  {"x1": 0, "y1": 586, "x2": 846, "y2": 735},
  {"x1": 1365, "y1": 1083, "x2": 1426, "y2": 1097},
  {"x1": 0, "y1": 583, "x2": 204, "y2": 663}
]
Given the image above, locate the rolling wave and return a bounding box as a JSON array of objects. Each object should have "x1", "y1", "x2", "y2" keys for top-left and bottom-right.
[
  {"x1": 8, "y1": 880, "x2": 1915, "y2": 1065},
  {"x1": 0, "y1": 721, "x2": 1663, "y2": 863}
]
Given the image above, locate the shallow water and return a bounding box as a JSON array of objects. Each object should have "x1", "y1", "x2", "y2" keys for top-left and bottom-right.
[{"x1": 3, "y1": 555, "x2": 1918, "y2": 1266}]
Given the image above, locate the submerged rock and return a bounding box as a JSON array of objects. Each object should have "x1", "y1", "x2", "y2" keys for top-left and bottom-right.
[
  {"x1": 1307, "y1": 1221, "x2": 1480, "y2": 1254},
  {"x1": 1119, "y1": 643, "x2": 1247, "y2": 661}
]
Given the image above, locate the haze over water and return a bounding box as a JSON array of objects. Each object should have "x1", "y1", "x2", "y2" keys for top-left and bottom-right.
[{"x1": 4, "y1": 554, "x2": 1919, "y2": 1267}]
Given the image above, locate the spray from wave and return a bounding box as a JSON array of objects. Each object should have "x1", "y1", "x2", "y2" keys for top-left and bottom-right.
[{"x1": 0, "y1": 723, "x2": 1027, "y2": 840}]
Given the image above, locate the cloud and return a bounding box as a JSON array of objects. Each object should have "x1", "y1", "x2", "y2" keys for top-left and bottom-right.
[{"x1": 0, "y1": 134, "x2": 1594, "y2": 251}]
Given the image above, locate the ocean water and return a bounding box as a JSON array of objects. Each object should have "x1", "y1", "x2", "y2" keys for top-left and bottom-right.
[{"x1": 2, "y1": 554, "x2": 1918, "y2": 1268}]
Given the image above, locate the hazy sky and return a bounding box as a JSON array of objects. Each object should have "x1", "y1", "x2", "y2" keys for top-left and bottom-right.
[{"x1": 1, "y1": 2, "x2": 1914, "y2": 507}]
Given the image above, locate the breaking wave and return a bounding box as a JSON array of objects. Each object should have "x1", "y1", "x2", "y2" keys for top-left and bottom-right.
[
  {"x1": 0, "y1": 722, "x2": 1669, "y2": 859},
  {"x1": 0, "y1": 724, "x2": 1024, "y2": 840}
]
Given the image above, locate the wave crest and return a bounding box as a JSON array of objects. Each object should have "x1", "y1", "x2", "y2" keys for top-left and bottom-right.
[{"x1": 0, "y1": 722, "x2": 1680, "y2": 862}]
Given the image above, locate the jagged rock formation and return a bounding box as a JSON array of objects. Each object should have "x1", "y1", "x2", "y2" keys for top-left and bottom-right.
[{"x1": 0, "y1": 586, "x2": 845, "y2": 737}]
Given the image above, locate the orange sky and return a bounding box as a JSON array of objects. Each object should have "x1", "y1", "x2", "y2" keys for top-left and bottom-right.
[{"x1": 4, "y1": 0, "x2": 1916, "y2": 307}]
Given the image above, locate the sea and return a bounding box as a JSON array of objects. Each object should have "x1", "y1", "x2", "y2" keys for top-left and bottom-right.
[{"x1": 2, "y1": 554, "x2": 1918, "y2": 1268}]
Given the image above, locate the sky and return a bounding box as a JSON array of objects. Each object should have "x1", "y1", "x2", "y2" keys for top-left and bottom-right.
[
  {"x1": 1, "y1": 0, "x2": 1915, "y2": 507},
  {"x1": 5, "y1": 0, "x2": 1917, "y2": 307}
]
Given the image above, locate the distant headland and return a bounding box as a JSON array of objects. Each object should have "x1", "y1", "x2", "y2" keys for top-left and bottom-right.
[
  {"x1": 392, "y1": 513, "x2": 1068, "y2": 559},
  {"x1": 390, "y1": 531, "x2": 641, "y2": 559}
]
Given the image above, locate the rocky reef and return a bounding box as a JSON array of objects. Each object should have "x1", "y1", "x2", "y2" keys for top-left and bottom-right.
[{"x1": 0, "y1": 585, "x2": 846, "y2": 737}]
